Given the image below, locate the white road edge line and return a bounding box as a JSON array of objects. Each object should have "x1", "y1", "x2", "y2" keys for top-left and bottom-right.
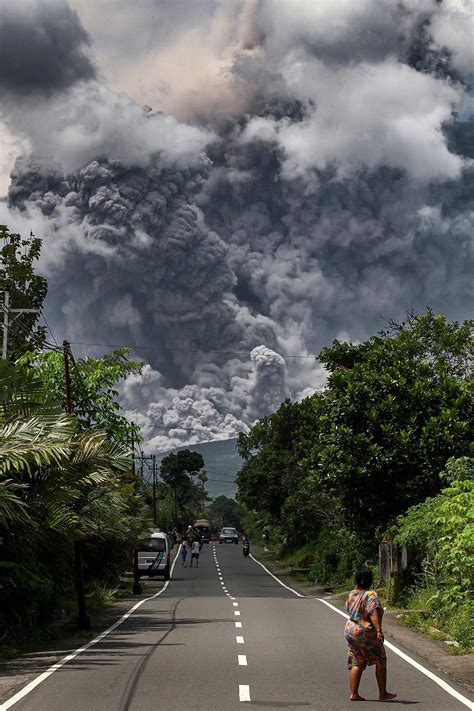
[
  {"x1": 250, "y1": 554, "x2": 473, "y2": 710},
  {"x1": 238, "y1": 655, "x2": 247, "y2": 666},
  {"x1": 249, "y1": 553, "x2": 304, "y2": 597},
  {"x1": 239, "y1": 684, "x2": 251, "y2": 702},
  {"x1": 316, "y1": 598, "x2": 473, "y2": 709},
  {"x1": 0, "y1": 546, "x2": 183, "y2": 711}
]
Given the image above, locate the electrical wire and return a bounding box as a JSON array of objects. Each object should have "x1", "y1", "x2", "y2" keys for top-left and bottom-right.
[
  {"x1": 68, "y1": 340, "x2": 317, "y2": 360},
  {"x1": 40, "y1": 311, "x2": 59, "y2": 348},
  {"x1": 0, "y1": 305, "x2": 62, "y2": 353}
]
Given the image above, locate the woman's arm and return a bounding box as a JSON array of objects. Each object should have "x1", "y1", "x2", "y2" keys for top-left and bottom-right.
[{"x1": 369, "y1": 608, "x2": 384, "y2": 642}]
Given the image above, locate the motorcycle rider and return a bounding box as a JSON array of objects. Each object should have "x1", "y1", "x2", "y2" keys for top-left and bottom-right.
[{"x1": 242, "y1": 534, "x2": 250, "y2": 557}]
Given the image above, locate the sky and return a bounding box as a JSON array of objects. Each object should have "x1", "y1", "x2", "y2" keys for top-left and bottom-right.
[{"x1": 0, "y1": 0, "x2": 473, "y2": 453}]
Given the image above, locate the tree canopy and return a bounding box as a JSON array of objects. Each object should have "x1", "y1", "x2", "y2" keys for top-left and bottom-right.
[
  {"x1": 0, "y1": 226, "x2": 48, "y2": 361},
  {"x1": 237, "y1": 310, "x2": 473, "y2": 543}
]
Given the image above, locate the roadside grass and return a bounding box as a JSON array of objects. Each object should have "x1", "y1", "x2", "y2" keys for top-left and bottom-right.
[
  {"x1": 261, "y1": 542, "x2": 375, "y2": 594},
  {"x1": 390, "y1": 587, "x2": 473, "y2": 654}
]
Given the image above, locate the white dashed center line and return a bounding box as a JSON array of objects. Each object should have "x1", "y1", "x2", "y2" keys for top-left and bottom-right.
[
  {"x1": 238, "y1": 655, "x2": 247, "y2": 666},
  {"x1": 239, "y1": 684, "x2": 251, "y2": 702},
  {"x1": 236, "y1": 636, "x2": 245, "y2": 644},
  {"x1": 233, "y1": 602, "x2": 239, "y2": 606},
  {"x1": 234, "y1": 611, "x2": 240, "y2": 616},
  {"x1": 235, "y1": 621, "x2": 242, "y2": 628}
]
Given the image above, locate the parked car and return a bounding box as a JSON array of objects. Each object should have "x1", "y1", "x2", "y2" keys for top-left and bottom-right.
[
  {"x1": 219, "y1": 527, "x2": 239, "y2": 544},
  {"x1": 136, "y1": 529, "x2": 171, "y2": 580}
]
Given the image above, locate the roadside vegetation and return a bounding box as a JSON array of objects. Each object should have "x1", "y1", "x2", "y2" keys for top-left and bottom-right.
[
  {"x1": 0, "y1": 227, "x2": 152, "y2": 657},
  {"x1": 236, "y1": 310, "x2": 473, "y2": 650}
]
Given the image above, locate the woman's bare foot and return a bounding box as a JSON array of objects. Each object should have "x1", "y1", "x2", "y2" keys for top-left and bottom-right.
[
  {"x1": 350, "y1": 694, "x2": 366, "y2": 701},
  {"x1": 379, "y1": 692, "x2": 397, "y2": 701}
]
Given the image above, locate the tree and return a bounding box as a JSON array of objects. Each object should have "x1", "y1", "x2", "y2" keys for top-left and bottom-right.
[
  {"x1": 0, "y1": 226, "x2": 47, "y2": 361},
  {"x1": 236, "y1": 310, "x2": 473, "y2": 547},
  {"x1": 309, "y1": 310, "x2": 473, "y2": 536},
  {"x1": 19, "y1": 348, "x2": 143, "y2": 446},
  {"x1": 160, "y1": 450, "x2": 204, "y2": 524},
  {"x1": 0, "y1": 359, "x2": 150, "y2": 638},
  {"x1": 208, "y1": 495, "x2": 245, "y2": 530},
  {"x1": 236, "y1": 399, "x2": 312, "y2": 524}
]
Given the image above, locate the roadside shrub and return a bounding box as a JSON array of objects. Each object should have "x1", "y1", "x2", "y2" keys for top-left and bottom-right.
[
  {"x1": 393, "y1": 457, "x2": 473, "y2": 649},
  {"x1": 308, "y1": 527, "x2": 375, "y2": 587}
]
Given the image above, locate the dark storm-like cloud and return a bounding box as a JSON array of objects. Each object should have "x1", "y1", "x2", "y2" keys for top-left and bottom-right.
[
  {"x1": 0, "y1": 0, "x2": 96, "y2": 94},
  {"x1": 1, "y1": 0, "x2": 473, "y2": 449}
]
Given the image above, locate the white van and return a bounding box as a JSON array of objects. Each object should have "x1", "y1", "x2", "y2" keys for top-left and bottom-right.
[{"x1": 137, "y1": 530, "x2": 171, "y2": 580}]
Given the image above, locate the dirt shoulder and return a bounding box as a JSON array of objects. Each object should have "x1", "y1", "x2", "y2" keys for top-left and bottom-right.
[{"x1": 251, "y1": 545, "x2": 474, "y2": 696}]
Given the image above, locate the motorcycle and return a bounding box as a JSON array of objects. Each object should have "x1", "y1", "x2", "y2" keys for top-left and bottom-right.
[{"x1": 242, "y1": 538, "x2": 250, "y2": 557}]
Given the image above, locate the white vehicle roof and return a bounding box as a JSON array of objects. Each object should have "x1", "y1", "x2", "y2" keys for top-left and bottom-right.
[{"x1": 148, "y1": 530, "x2": 167, "y2": 539}]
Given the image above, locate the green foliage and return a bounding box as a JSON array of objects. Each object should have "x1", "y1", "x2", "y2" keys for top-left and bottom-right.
[
  {"x1": 19, "y1": 349, "x2": 143, "y2": 446},
  {"x1": 0, "y1": 361, "x2": 151, "y2": 642},
  {"x1": 308, "y1": 527, "x2": 374, "y2": 587},
  {"x1": 235, "y1": 310, "x2": 473, "y2": 599},
  {"x1": 0, "y1": 226, "x2": 48, "y2": 361},
  {"x1": 160, "y1": 449, "x2": 205, "y2": 523},
  {"x1": 310, "y1": 310, "x2": 473, "y2": 536},
  {"x1": 237, "y1": 399, "x2": 313, "y2": 526},
  {"x1": 399, "y1": 587, "x2": 473, "y2": 651},
  {"x1": 209, "y1": 495, "x2": 245, "y2": 530},
  {"x1": 393, "y1": 457, "x2": 473, "y2": 607}
]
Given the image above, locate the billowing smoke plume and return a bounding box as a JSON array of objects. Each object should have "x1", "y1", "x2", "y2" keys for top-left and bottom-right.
[
  {"x1": 0, "y1": 0, "x2": 95, "y2": 94},
  {"x1": 1, "y1": 0, "x2": 473, "y2": 449}
]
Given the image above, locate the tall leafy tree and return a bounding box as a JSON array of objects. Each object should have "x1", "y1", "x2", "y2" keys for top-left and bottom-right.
[
  {"x1": 0, "y1": 226, "x2": 48, "y2": 361},
  {"x1": 236, "y1": 398, "x2": 313, "y2": 526},
  {"x1": 309, "y1": 310, "x2": 473, "y2": 536},
  {"x1": 160, "y1": 449, "x2": 204, "y2": 523},
  {"x1": 19, "y1": 349, "x2": 143, "y2": 446},
  {"x1": 236, "y1": 310, "x2": 473, "y2": 545},
  {"x1": 208, "y1": 495, "x2": 245, "y2": 530}
]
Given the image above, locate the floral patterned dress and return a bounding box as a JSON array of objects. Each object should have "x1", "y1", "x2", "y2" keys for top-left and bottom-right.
[{"x1": 344, "y1": 589, "x2": 387, "y2": 670}]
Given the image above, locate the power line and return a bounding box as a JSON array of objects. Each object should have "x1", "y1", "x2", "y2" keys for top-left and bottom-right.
[
  {"x1": 0, "y1": 305, "x2": 62, "y2": 354},
  {"x1": 68, "y1": 340, "x2": 317, "y2": 360},
  {"x1": 40, "y1": 311, "x2": 59, "y2": 348}
]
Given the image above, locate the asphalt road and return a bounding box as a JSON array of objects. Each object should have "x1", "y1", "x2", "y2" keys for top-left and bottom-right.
[{"x1": 3, "y1": 543, "x2": 472, "y2": 711}]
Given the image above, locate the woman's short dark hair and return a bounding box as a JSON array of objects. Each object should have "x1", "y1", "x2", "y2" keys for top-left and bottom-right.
[{"x1": 355, "y1": 567, "x2": 373, "y2": 589}]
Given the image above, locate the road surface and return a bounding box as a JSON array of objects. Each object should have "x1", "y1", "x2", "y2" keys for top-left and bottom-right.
[{"x1": 2, "y1": 543, "x2": 472, "y2": 710}]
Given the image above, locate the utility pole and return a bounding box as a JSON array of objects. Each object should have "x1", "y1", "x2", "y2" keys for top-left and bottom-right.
[
  {"x1": 130, "y1": 423, "x2": 142, "y2": 595},
  {"x1": 63, "y1": 340, "x2": 91, "y2": 630},
  {"x1": 152, "y1": 454, "x2": 157, "y2": 525},
  {"x1": 1, "y1": 290, "x2": 40, "y2": 360},
  {"x1": 131, "y1": 424, "x2": 136, "y2": 476}
]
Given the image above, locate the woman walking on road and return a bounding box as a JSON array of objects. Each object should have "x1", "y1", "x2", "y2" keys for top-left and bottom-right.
[{"x1": 344, "y1": 568, "x2": 396, "y2": 702}]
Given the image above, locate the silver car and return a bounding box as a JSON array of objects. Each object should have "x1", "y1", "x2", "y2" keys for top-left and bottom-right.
[{"x1": 219, "y1": 527, "x2": 239, "y2": 544}]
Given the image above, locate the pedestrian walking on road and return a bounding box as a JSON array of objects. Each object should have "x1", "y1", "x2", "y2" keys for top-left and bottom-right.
[
  {"x1": 190, "y1": 540, "x2": 200, "y2": 568},
  {"x1": 344, "y1": 567, "x2": 396, "y2": 702},
  {"x1": 180, "y1": 544, "x2": 188, "y2": 568}
]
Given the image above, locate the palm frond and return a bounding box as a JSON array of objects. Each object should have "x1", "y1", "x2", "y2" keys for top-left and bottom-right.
[
  {"x1": 0, "y1": 415, "x2": 75, "y2": 476},
  {"x1": 0, "y1": 480, "x2": 32, "y2": 528}
]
